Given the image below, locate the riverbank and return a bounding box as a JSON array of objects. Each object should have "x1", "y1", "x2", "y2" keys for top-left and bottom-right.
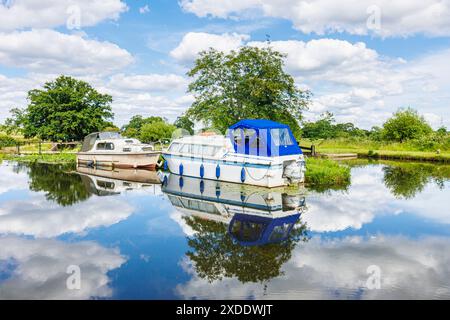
[
  {"x1": 0, "y1": 153, "x2": 76, "y2": 164},
  {"x1": 301, "y1": 138, "x2": 450, "y2": 163},
  {"x1": 305, "y1": 158, "x2": 351, "y2": 189}
]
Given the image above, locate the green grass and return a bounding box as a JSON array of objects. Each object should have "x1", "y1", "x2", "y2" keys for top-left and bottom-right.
[
  {"x1": 3, "y1": 152, "x2": 76, "y2": 163},
  {"x1": 305, "y1": 157, "x2": 351, "y2": 189},
  {"x1": 300, "y1": 138, "x2": 450, "y2": 162}
]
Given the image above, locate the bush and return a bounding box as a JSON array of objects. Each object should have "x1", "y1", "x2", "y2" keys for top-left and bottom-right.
[
  {"x1": 140, "y1": 121, "x2": 176, "y2": 143},
  {"x1": 382, "y1": 108, "x2": 433, "y2": 142},
  {"x1": 0, "y1": 135, "x2": 17, "y2": 148},
  {"x1": 305, "y1": 158, "x2": 351, "y2": 187}
]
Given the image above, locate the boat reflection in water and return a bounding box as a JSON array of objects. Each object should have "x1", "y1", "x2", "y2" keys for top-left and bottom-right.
[
  {"x1": 161, "y1": 173, "x2": 309, "y2": 283},
  {"x1": 76, "y1": 164, "x2": 160, "y2": 196}
]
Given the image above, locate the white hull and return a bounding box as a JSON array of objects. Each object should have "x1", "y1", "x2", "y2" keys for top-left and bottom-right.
[
  {"x1": 163, "y1": 153, "x2": 305, "y2": 187},
  {"x1": 77, "y1": 152, "x2": 160, "y2": 169}
]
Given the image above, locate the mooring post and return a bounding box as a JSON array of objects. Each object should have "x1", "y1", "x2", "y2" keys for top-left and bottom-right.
[
  {"x1": 311, "y1": 144, "x2": 316, "y2": 157},
  {"x1": 16, "y1": 143, "x2": 20, "y2": 155},
  {"x1": 38, "y1": 141, "x2": 42, "y2": 155}
]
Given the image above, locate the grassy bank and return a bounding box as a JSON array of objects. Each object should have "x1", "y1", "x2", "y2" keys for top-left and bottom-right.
[
  {"x1": 301, "y1": 138, "x2": 450, "y2": 163},
  {"x1": 1, "y1": 152, "x2": 76, "y2": 163},
  {"x1": 305, "y1": 158, "x2": 351, "y2": 189}
]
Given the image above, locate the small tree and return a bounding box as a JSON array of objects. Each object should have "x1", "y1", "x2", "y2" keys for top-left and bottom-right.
[
  {"x1": 382, "y1": 108, "x2": 432, "y2": 142},
  {"x1": 6, "y1": 76, "x2": 113, "y2": 141},
  {"x1": 140, "y1": 121, "x2": 176, "y2": 143},
  {"x1": 122, "y1": 115, "x2": 166, "y2": 138}
]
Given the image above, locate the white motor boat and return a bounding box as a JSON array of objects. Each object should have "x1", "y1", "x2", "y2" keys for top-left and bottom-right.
[
  {"x1": 77, "y1": 132, "x2": 160, "y2": 169},
  {"x1": 162, "y1": 119, "x2": 306, "y2": 187}
]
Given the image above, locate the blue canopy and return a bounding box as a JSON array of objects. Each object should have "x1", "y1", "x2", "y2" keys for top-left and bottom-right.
[
  {"x1": 228, "y1": 213, "x2": 301, "y2": 246},
  {"x1": 228, "y1": 119, "x2": 302, "y2": 157}
]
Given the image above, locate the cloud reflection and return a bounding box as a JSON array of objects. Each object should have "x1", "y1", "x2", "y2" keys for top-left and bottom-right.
[{"x1": 0, "y1": 236, "x2": 126, "y2": 299}]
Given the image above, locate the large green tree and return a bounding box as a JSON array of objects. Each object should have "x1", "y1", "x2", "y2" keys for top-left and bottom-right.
[
  {"x1": 6, "y1": 76, "x2": 113, "y2": 141},
  {"x1": 382, "y1": 108, "x2": 432, "y2": 142},
  {"x1": 186, "y1": 46, "x2": 310, "y2": 136},
  {"x1": 121, "y1": 115, "x2": 166, "y2": 138}
]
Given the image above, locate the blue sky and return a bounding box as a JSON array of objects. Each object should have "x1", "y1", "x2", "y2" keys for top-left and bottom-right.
[{"x1": 0, "y1": 0, "x2": 449, "y2": 128}]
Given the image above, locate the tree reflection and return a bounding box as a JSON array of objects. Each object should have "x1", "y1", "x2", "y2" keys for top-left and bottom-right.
[
  {"x1": 184, "y1": 215, "x2": 309, "y2": 283},
  {"x1": 383, "y1": 162, "x2": 449, "y2": 199},
  {"x1": 17, "y1": 162, "x2": 92, "y2": 206}
]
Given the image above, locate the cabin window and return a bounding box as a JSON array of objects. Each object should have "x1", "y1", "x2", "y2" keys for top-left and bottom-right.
[
  {"x1": 270, "y1": 128, "x2": 293, "y2": 146},
  {"x1": 125, "y1": 140, "x2": 134, "y2": 144},
  {"x1": 230, "y1": 220, "x2": 266, "y2": 242},
  {"x1": 168, "y1": 195, "x2": 183, "y2": 208},
  {"x1": 96, "y1": 142, "x2": 115, "y2": 150},
  {"x1": 180, "y1": 144, "x2": 192, "y2": 154},
  {"x1": 169, "y1": 143, "x2": 182, "y2": 152},
  {"x1": 269, "y1": 223, "x2": 293, "y2": 242},
  {"x1": 97, "y1": 180, "x2": 115, "y2": 189},
  {"x1": 180, "y1": 199, "x2": 220, "y2": 215},
  {"x1": 123, "y1": 147, "x2": 131, "y2": 152}
]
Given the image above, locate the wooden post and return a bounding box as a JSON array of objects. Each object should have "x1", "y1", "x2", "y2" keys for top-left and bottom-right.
[
  {"x1": 38, "y1": 141, "x2": 42, "y2": 155},
  {"x1": 311, "y1": 144, "x2": 316, "y2": 157},
  {"x1": 16, "y1": 143, "x2": 20, "y2": 155}
]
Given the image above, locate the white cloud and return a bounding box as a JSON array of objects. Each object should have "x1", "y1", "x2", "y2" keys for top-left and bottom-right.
[
  {"x1": 176, "y1": 235, "x2": 450, "y2": 299},
  {"x1": 0, "y1": 29, "x2": 134, "y2": 75},
  {"x1": 180, "y1": 0, "x2": 450, "y2": 37},
  {"x1": 0, "y1": 0, "x2": 128, "y2": 31},
  {"x1": 139, "y1": 5, "x2": 150, "y2": 14},
  {"x1": 108, "y1": 73, "x2": 188, "y2": 92},
  {"x1": 170, "y1": 32, "x2": 249, "y2": 64},
  {"x1": 0, "y1": 236, "x2": 125, "y2": 299}
]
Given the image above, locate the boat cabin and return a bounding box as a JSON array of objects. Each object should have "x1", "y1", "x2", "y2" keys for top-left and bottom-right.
[
  {"x1": 228, "y1": 119, "x2": 302, "y2": 157},
  {"x1": 80, "y1": 132, "x2": 154, "y2": 153}
]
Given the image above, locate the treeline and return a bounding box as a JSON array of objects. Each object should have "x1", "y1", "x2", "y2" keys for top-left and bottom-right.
[{"x1": 301, "y1": 108, "x2": 449, "y2": 151}]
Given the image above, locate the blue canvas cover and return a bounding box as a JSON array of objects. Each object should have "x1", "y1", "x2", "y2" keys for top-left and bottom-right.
[
  {"x1": 228, "y1": 213, "x2": 301, "y2": 246},
  {"x1": 228, "y1": 119, "x2": 302, "y2": 156}
]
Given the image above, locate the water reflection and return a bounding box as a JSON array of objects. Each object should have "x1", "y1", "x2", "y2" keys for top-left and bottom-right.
[
  {"x1": 161, "y1": 174, "x2": 309, "y2": 283},
  {"x1": 77, "y1": 165, "x2": 160, "y2": 196},
  {"x1": 14, "y1": 162, "x2": 91, "y2": 206},
  {"x1": 382, "y1": 162, "x2": 448, "y2": 199}
]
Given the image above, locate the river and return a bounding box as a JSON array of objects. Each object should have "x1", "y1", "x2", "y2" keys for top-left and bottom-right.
[{"x1": 0, "y1": 159, "x2": 449, "y2": 299}]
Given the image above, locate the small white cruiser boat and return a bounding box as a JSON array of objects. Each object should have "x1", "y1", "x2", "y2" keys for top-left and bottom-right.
[
  {"x1": 77, "y1": 132, "x2": 160, "y2": 169},
  {"x1": 162, "y1": 119, "x2": 306, "y2": 187}
]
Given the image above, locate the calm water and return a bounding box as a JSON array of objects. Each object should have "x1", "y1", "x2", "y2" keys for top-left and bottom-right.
[{"x1": 0, "y1": 159, "x2": 450, "y2": 299}]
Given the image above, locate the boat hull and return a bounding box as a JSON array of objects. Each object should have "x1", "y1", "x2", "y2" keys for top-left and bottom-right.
[
  {"x1": 77, "y1": 152, "x2": 160, "y2": 169},
  {"x1": 162, "y1": 153, "x2": 304, "y2": 188}
]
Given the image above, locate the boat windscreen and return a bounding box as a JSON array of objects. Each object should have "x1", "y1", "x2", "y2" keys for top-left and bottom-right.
[
  {"x1": 99, "y1": 132, "x2": 122, "y2": 140},
  {"x1": 81, "y1": 133, "x2": 98, "y2": 152}
]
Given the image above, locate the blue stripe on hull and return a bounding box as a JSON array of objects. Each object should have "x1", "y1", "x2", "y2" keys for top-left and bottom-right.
[{"x1": 162, "y1": 153, "x2": 283, "y2": 169}]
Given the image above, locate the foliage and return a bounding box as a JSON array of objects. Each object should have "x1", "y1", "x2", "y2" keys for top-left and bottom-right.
[
  {"x1": 0, "y1": 134, "x2": 17, "y2": 148},
  {"x1": 122, "y1": 115, "x2": 166, "y2": 138},
  {"x1": 140, "y1": 121, "x2": 176, "y2": 143},
  {"x1": 305, "y1": 158, "x2": 351, "y2": 188},
  {"x1": 382, "y1": 108, "x2": 433, "y2": 142},
  {"x1": 4, "y1": 153, "x2": 76, "y2": 163},
  {"x1": 12, "y1": 162, "x2": 90, "y2": 206},
  {"x1": 186, "y1": 46, "x2": 310, "y2": 136},
  {"x1": 301, "y1": 112, "x2": 369, "y2": 140},
  {"x1": 174, "y1": 114, "x2": 194, "y2": 135},
  {"x1": 184, "y1": 215, "x2": 309, "y2": 283},
  {"x1": 382, "y1": 162, "x2": 448, "y2": 199},
  {"x1": 5, "y1": 76, "x2": 113, "y2": 141}
]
